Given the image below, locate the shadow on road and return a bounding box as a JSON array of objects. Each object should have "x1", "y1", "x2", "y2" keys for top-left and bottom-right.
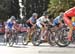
[
  {"x1": 38, "y1": 45, "x2": 51, "y2": 47},
  {"x1": 67, "y1": 46, "x2": 75, "y2": 48},
  {"x1": 11, "y1": 45, "x2": 28, "y2": 48}
]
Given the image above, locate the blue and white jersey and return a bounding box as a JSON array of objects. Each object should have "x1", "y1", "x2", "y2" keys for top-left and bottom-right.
[
  {"x1": 53, "y1": 16, "x2": 61, "y2": 26},
  {"x1": 5, "y1": 19, "x2": 14, "y2": 29}
]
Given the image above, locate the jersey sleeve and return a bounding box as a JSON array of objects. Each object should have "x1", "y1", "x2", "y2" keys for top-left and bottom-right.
[{"x1": 37, "y1": 17, "x2": 43, "y2": 22}]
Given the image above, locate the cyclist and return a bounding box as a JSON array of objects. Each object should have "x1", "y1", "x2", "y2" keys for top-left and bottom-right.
[
  {"x1": 4, "y1": 16, "x2": 16, "y2": 41},
  {"x1": 26, "y1": 13, "x2": 38, "y2": 43},
  {"x1": 63, "y1": 7, "x2": 75, "y2": 41},
  {"x1": 53, "y1": 12, "x2": 64, "y2": 30},
  {"x1": 36, "y1": 13, "x2": 52, "y2": 41}
]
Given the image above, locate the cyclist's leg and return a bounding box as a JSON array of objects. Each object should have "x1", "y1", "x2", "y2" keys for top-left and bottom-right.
[
  {"x1": 5, "y1": 27, "x2": 10, "y2": 37},
  {"x1": 64, "y1": 16, "x2": 73, "y2": 41},
  {"x1": 4, "y1": 28, "x2": 8, "y2": 41},
  {"x1": 36, "y1": 22, "x2": 44, "y2": 40},
  {"x1": 26, "y1": 23, "x2": 31, "y2": 42}
]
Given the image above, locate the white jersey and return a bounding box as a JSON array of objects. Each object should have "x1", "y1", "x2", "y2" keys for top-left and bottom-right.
[
  {"x1": 36, "y1": 16, "x2": 50, "y2": 23},
  {"x1": 36, "y1": 16, "x2": 50, "y2": 28}
]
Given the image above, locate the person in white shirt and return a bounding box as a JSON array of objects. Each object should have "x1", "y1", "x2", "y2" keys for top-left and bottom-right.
[{"x1": 36, "y1": 13, "x2": 52, "y2": 41}]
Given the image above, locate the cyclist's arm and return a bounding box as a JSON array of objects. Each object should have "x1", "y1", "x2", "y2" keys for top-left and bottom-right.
[
  {"x1": 58, "y1": 19, "x2": 63, "y2": 25},
  {"x1": 41, "y1": 22, "x2": 46, "y2": 26},
  {"x1": 29, "y1": 19, "x2": 34, "y2": 25},
  {"x1": 47, "y1": 18, "x2": 53, "y2": 25},
  {"x1": 48, "y1": 22, "x2": 53, "y2": 25}
]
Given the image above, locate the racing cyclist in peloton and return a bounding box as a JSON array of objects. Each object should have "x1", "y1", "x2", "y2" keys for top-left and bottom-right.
[
  {"x1": 26, "y1": 13, "x2": 38, "y2": 44},
  {"x1": 63, "y1": 7, "x2": 75, "y2": 41},
  {"x1": 52, "y1": 12, "x2": 64, "y2": 30},
  {"x1": 36, "y1": 13, "x2": 52, "y2": 42},
  {"x1": 4, "y1": 16, "x2": 16, "y2": 42}
]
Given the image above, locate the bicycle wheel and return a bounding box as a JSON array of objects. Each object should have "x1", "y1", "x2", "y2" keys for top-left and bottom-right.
[
  {"x1": 8, "y1": 35, "x2": 14, "y2": 47},
  {"x1": 4, "y1": 37, "x2": 9, "y2": 45},
  {"x1": 48, "y1": 31, "x2": 56, "y2": 46},
  {"x1": 22, "y1": 32, "x2": 28, "y2": 45},
  {"x1": 55, "y1": 29, "x2": 70, "y2": 47},
  {"x1": 14, "y1": 33, "x2": 18, "y2": 45},
  {"x1": 32, "y1": 29, "x2": 41, "y2": 46}
]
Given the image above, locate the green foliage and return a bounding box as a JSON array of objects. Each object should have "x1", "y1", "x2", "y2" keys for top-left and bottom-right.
[
  {"x1": 0, "y1": 0, "x2": 19, "y2": 22},
  {"x1": 0, "y1": 0, "x2": 75, "y2": 22},
  {"x1": 47, "y1": 0, "x2": 75, "y2": 18},
  {"x1": 23, "y1": 0, "x2": 49, "y2": 19}
]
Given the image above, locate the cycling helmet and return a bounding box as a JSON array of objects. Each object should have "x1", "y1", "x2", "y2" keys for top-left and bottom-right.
[
  {"x1": 43, "y1": 12, "x2": 49, "y2": 16},
  {"x1": 60, "y1": 12, "x2": 64, "y2": 17},
  {"x1": 10, "y1": 16, "x2": 16, "y2": 20},
  {"x1": 32, "y1": 13, "x2": 38, "y2": 17}
]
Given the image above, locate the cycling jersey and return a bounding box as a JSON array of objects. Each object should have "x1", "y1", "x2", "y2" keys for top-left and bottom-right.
[
  {"x1": 27, "y1": 16, "x2": 36, "y2": 24},
  {"x1": 53, "y1": 16, "x2": 61, "y2": 26},
  {"x1": 36, "y1": 16, "x2": 50, "y2": 28},
  {"x1": 26, "y1": 16, "x2": 36, "y2": 28},
  {"x1": 63, "y1": 7, "x2": 75, "y2": 26},
  {"x1": 37, "y1": 16, "x2": 49, "y2": 23},
  {"x1": 5, "y1": 19, "x2": 15, "y2": 31},
  {"x1": 63, "y1": 7, "x2": 75, "y2": 41}
]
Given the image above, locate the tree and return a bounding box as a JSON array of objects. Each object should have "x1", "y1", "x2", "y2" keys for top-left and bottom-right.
[
  {"x1": 23, "y1": 0, "x2": 49, "y2": 19},
  {"x1": 47, "y1": 0, "x2": 75, "y2": 18},
  {"x1": 0, "y1": 0, "x2": 20, "y2": 21}
]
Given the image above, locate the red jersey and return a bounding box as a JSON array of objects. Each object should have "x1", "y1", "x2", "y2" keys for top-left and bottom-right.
[{"x1": 64, "y1": 7, "x2": 75, "y2": 18}]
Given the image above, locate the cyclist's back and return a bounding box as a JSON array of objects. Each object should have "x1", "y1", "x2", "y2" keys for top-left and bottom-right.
[
  {"x1": 64, "y1": 7, "x2": 75, "y2": 17},
  {"x1": 37, "y1": 16, "x2": 49, "y2": 23},
  {"x1": 26, "y1": 13, "x2": 38, "y2": 28},
  {"x1": 63, "y1": 7, "x2": 75, "y2": 41},
  {"x1": 6, "y1": 19, "x2": 13, "y2": 29},
  {"x1": 53, "y1": 12, "x2": 63, "y2": 26}
]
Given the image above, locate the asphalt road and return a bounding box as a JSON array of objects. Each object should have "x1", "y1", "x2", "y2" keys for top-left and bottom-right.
[{"x1": 0, "y1": 34, "x2": 75, "y2": 54}]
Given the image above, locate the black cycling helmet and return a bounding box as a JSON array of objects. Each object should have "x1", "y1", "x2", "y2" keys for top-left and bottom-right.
[
  {"x1": 43, "y1": 12, "x2": 49, "y2": 16},
  {"x1": 32, "y1": 13, "x2": 38, "y2": 17}
]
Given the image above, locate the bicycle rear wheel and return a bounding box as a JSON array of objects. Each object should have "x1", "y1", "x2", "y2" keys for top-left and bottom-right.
[{"x1": 55, "y1": 29, "x2": 70, "y2": 47}]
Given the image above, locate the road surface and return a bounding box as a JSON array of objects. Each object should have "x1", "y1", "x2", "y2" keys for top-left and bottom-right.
[{"x1": 0, "y1": 34, "x2": 75, "y2": 54}]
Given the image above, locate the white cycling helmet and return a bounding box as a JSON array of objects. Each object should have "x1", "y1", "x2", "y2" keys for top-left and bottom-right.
[
  {"x1": 60, "y1": 12, "x2": 64, "y2": 17},
  {"x1": 32, "y1": 13, "x2": 38, "y2": 17},
  {"x1": 10, "y1": 16, "x2": 16, "y2": 20}
]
